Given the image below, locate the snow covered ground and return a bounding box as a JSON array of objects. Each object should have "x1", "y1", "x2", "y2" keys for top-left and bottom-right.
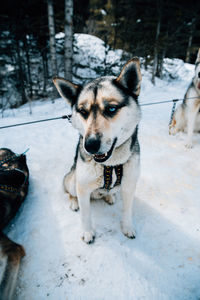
[{"x1": 1, "y1": 58, "x2": 200, "y2": 300}]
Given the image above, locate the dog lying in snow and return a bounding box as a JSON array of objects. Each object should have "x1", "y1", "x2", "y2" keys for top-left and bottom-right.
[
  {"x1": 0, "y1": 148, "x2": 29, "y2": 300},
  {"x1": 169, "y1": 48, "x2": 200, "y2": 148},
  {"x1": 53, "y1": 58, "x2": 142, "y2": 243}
]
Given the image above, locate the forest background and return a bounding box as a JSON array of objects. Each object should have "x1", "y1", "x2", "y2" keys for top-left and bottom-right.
[{"x1": 0, "y1": 0, "x2": 200, "y2": 109}]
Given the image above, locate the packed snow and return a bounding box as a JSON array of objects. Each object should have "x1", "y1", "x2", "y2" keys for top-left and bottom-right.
[{"x1": 1, "y1": 36, "x2": 200, "y2": 300}]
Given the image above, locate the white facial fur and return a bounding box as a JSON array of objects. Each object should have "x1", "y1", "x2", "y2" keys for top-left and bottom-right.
[{"x1": 71, "y1": 78, "x2": 141, "y2": 155}]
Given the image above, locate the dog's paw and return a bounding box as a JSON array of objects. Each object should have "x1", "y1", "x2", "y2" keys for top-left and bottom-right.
[
  {"x1": 185, "y1": 141, "x2": 193, "y2": 149},
  {"x1": 169, "y1": 126, "x2": 177, "y2": 135},
  {"x1": 70, "y1": 199, "x2": 79, "y2": 211},
  {"x1": 104, "y1": 195, "x2": 115, "y2": 205},
  {"x1": 69, "y1": 196, "x2": 79, "y2": 211},
  {"x1": 121, "y1": 223, "x2": 136, "y2": 239},
  {"x1": 81, "y1": 230, "x2": 95, "y2": 244}
]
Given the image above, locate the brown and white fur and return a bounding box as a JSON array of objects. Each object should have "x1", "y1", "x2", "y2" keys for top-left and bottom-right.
[
  {"x1": 53, "y1": 58, "x2": 142, "y2": 244},
  {"x1": 0, "y1": 148, "x2": 29, "y2": 300},
  {"x1": 169, "y1": 48, "x2": 200, "y2": 148}
]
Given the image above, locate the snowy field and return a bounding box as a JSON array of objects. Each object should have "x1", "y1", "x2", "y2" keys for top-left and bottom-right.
[{"x1": 1, "y1": 60, "x2": 200, "y2": 300}]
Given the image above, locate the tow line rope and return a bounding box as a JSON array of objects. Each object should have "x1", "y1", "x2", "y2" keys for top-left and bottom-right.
[
  {"x1": 0, "y1": 115, "x2": 72, "y2": 130},
  {"x1": 0, "y1": 96, "x2": 200, "y2": 130}
]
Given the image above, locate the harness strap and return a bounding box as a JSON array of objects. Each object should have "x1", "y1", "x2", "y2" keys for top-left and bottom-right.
[
  {"x1": 0, "y1": 149, "x2": 29, "y2": 195},
  {"x1": 103, "y1": 166, "x2": 113, "y2": 190},
  {"x1": 103, "y1": 165, "x2": 123, "y2": 190},
  {"x1": 114, "y1": 165, "x2": 123, "y2": 187},
  {"x1": 169, "y1": 99, "x2": 178, "y2": 126},
  {"x1": 0, "y1": 154, "x2": 17, "y2": 169}
]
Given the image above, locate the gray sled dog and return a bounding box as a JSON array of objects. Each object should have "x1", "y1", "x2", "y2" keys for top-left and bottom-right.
[
  {"x1": 169, "y1": 48, "x2": 200, "y2": 148},
  {"x1": 53, "y1": 58, "x2": 142, "y2": 244}
]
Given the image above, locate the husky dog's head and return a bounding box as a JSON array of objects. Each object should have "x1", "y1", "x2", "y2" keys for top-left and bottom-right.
[
  {"x1": 195, "y1": 48, "x2": 200, "y2": 90},
  {"x1": 53, "y1": 58, "x2": 142, "y2": 163}
]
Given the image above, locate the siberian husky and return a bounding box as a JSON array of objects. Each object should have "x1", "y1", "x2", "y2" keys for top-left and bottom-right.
[
  {"x1": 0, "y1": 148, "x2": 29, "y2": 300},
  {"x1": 169, "y1": 48, "x2": 200, "y2": 148},
  {"x1": 53, "y1": 58, "x2": 142, "y2": 243}
]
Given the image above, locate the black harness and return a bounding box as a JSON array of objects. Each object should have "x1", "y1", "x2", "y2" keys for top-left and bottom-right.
[
  {"x1": 103, "y1": 165, "x2": 123, "y2": 190},
  {"x1": 0, "y1": 183, "x2": 19, "y2": 193},
  {"x1": 0, "y1": 152, "x2": 28, "y2": 195}
]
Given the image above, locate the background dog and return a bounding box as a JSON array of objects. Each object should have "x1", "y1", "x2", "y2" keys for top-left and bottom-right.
[
  {"x1": 0, "y1": 148, "x2": 29, "y2": 300},
  {"x1": 169, "y1": 48, "x2": 200, "y2": 148},
  {"x1": 53, "y1": 58, "x2": 142, "y2": 244}
]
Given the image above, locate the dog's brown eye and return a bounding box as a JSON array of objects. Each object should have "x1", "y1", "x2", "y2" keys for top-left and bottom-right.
[{"x1": 78, "y1": 108, "x2": 89, "y2": 118}]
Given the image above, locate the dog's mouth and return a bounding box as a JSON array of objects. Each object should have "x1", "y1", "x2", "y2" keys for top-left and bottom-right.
[
  {"x1": 198, "y1": 82, "x2": 200, "y2": 89},
  {"x1": 93, "y1": 138, "x2": 117, "y2": 163}
]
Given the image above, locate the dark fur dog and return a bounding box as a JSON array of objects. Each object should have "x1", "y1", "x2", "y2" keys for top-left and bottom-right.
[{"x1": 0, "y1": 148, "x2": 29, "y2": 300}]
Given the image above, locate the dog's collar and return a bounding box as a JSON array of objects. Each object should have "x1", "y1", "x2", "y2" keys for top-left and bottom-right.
[{"x1": 103, "y1": 165, "x2": 123, "y2": 190}]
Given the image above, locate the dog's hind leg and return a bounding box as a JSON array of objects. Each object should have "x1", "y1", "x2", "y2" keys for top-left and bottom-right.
[
  {"x1": 169, "y1": 115, "x2": 178, "y2": 135},
  {"x1": 169, "y1": 105, "x2": 185, "y2": 135},
  {"x1": 0, "y1": 233, "x2": 25, "y2": 300},
  {"x1": 63, "y1": 169, "x2": 79, "y2": 211},
  {"x1": 185, "y1": 104, "x2": 200, "y2": 148}
]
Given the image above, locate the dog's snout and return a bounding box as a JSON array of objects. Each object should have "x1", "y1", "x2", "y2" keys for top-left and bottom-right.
[{"x1": 85, "y1": 136, "x2": 101, "y2": 154}]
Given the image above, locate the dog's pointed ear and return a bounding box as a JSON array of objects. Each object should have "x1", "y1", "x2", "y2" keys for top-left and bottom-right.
[
  {"x1": 116, "y1": 57, "x2": 142, "y2": 96},
  {"x1": 196, "y1": 48, "x2": 200, "y2": 63},
  {"x1": 53, "y1": 77, "x2": 81, "y2": 107}
]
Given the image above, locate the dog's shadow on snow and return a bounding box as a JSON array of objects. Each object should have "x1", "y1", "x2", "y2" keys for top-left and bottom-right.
[
  {"x1": 9, "y1": 181, "x2": 200, "y2": 299},
  {"x1": 88, "y1": 194, "x2": 200, "y2": 298}
]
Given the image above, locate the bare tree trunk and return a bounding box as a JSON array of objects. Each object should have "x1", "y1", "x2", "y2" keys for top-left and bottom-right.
[
  {"x1": 64, "y1": 0, "x2": 73, "y2": 81},
  {"x1": 112, "y1": 0, "x2": 118, "y2": 50},
  {"x1": 47, "y1": 0, "x2": 58, "y2": 78},
  {"x1": 185, "y1": 18, "x2": 196, "y2": 63},
  {"x1": 16, "y1": 39, "x2": 27, "y2": 105},
  {"x1": 185, "y1": 35, "x2": 193, "y2": 63},
  {"x1": 152, "y1": 0, "x2": 162, "y2": 85},
  {"x1": 156, "y1": 47, "x2": 166, "y2": 79},
  {"x1": 24, "y1": 36, "x2": 33, "y2": 98},
  {"x1": 42, "y1": 51, "x2": 47, "y2": 96}
]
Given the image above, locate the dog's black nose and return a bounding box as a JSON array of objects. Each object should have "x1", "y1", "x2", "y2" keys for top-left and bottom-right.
[
  {"x1": 198, "y1": 72, "x2": 200, "y2": 78},
  {"x1": 85, "y1": 136, "x2": 101, "y2": 154}
]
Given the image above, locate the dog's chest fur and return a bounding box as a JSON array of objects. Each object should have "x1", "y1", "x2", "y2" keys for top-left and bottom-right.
[{"x1": 76, "y1": 132, "x2": 139, "y2": 194}]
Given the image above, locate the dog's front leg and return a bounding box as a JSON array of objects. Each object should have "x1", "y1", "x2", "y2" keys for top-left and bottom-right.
[
  {"x1": 121, "y1": 156, "x2": 140, "y2": 239},
  {"x1": 77, "y1": 184, "x2": 95, "y2": 244},
  {"x1": 185, "y1": 106, "x2": 199, "y2": 148},
  {"x1": 121, "y1": 186, "x2": 136, "y2": 239}
]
